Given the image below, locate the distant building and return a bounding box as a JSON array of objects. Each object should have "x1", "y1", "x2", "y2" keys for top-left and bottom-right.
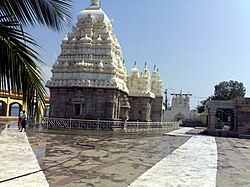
[
  {"x1": 46, "y1": 0, "x2": 163, "y2": 121},
  {"x1": 162, "y1": 92, "x2": 198, "y2": 123},
  {"x1": 205, "y1": 97, "x2": 250, "y2": 135}
]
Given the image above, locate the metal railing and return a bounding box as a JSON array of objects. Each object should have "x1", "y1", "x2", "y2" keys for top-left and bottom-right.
[
  {"x1": 124, "y1": 121, "x2": 180, "y2": 132},
  {"x1": 42, "y1": 117, "x2": 180, "y2": 132}
]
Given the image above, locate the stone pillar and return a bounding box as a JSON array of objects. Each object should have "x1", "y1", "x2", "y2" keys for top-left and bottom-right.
[
  {"x1": 207, "y1": 114, "x2": 210, "y2": 129},
  {"x1": 208, "y1": 108, "x2": 216, "y2": 132},
  {"x1": 6, "y1": 97, "x2": 10, "y2": 116},
  {"x1": 233, "y1": 109, "x2": 238, "y2": 132},
  {"x1": 80, "y1": 104, "x2": 83, "y2": 116},
  {"x1": 120, "y1": 95, "x2": 130, "y2": 120}
]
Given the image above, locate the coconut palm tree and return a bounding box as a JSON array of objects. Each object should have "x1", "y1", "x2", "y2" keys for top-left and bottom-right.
[{"x1": 0, "y1": 0, "x2": 72, "y2": 121}]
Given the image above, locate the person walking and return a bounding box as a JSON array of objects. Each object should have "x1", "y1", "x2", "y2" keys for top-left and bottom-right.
[
  {"x1": 20, "y1": 110, "x2": 27, "y2": 132},
  {"x1": 18, "y1": 110, "x2": 23, "y2": 131}
]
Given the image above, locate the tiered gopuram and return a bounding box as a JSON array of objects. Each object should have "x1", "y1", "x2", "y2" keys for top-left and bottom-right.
[{"x1": 46, "y1": 0, "x2": 163, "y2": 121}]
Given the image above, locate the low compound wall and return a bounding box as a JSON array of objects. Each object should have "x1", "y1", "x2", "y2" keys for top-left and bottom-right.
[{"x1": 0, "y1": 116, "x2": 18, "y2": 124}]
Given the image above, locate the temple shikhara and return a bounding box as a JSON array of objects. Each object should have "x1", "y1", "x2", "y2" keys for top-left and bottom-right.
[{"x1": 46, "y1": 0, "x2": 163, "y2": 121}]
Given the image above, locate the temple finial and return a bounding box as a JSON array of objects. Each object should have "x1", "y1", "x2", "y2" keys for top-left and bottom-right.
[
  {"x1": 154, "y1": 65, "x2": 156, "y2": 70},
  {"x1": 133, "y1": 61, "x2": 137, "y2": 68},
  {"x1": 91, "y1": 0, "x2": 99, "y2": 6}
]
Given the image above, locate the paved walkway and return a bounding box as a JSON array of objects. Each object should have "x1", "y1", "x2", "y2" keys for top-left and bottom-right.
[
  {"x1": 129, "y1": 128, "x2": 217, "y2": 187},
  {"x1": 0, "y1": 124, "x2": 49, "y2": 187},
  {"x1": 0, "y1": 125, "x2": 249, "y2": 186}
]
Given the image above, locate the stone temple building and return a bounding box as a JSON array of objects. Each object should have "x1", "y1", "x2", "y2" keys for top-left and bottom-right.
[
  {"x1": 127, "y1": 63, "x2": 163, "y2": 121},
  {"x1": 46, "y1": 0, "x2": 163, "y2": 121}
]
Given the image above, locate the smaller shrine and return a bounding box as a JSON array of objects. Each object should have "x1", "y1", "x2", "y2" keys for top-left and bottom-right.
[{"x1": 127, "y1": 63, "x2": 163, "y2": 121}]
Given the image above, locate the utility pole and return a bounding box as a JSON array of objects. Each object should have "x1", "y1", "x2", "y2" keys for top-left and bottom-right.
[
  {"x1": 164, "y1": 89, "x2": 168, "y2": 108},
  {"x1": 164, "y1": 88, "x2": 175, "y2": 108}
]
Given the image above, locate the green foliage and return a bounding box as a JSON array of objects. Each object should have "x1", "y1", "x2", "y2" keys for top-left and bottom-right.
[
  {"x1": 0, "y1": 0, "x2": 72, "y2": 31},
  {"x1": 197, "y1": 96, "x2": 213, "y2": 114},
  {"x1": 197, "y1": 105, "x2": 204, "y2": 114},
  {"x1": 197, "y1": 80, "x2": 245, "y2": 114},
  {"x1": 0, "y1": 16, "x2": 46, "y2": 117},
  {"x1": 213, "y1": 80, "x2": 245, "y2": 100}
]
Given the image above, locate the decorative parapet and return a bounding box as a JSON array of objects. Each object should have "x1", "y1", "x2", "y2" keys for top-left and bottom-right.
[
  {"x1": 129, "y1": 91, "x2": 155, "y2": 98},
  {"x1": 47, "y1": 79, "x2": 117, "y2": 88}
]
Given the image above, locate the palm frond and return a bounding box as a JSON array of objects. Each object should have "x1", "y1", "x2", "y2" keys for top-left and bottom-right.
[
  {"x1": 0, "y1": 16, "x2": 46, "y2": 121},
  {"x1": 0, "y1": 0, "x2": 73, "y2": 32}
]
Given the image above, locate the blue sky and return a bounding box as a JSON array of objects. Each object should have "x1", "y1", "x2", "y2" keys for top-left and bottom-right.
[{"x1": 28, "y1": 0, "x2": 250, "y2": 108}]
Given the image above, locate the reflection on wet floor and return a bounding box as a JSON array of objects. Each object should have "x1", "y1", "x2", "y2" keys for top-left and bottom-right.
[{"x1": 24, "y1": 127, "x2": 190, "y2": 187}]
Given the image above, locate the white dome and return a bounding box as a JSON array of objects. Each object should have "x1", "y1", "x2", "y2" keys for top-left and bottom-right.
[{"x1": 77, "y1": 7, "x2": 110, "y2": 22}]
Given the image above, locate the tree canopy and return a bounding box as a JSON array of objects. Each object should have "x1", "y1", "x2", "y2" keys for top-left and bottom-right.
[
  {"x1": 213, "y1": 80, "x2": 245, "y2": 100},
  {"x1": 197, "y1": 80, "x2": 246, "y2": 113}
]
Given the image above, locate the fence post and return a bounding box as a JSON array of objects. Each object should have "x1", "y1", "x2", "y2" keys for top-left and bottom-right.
[
  {"x1": 124, "y1": 119, "x2": 127, "y2": 131},
  {"x1": 97, "y1": 118, "x2": 100, "y2": 130},
  {"x1": 69, "y1": 117, "x2": 72, "y2": 129},
  {"x1": 47, "y1": 117, "x2": 49, "y2": 129}
]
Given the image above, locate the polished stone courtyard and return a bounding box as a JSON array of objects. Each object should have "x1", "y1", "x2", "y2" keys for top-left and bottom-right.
[{"x1": 0, "y1": 124, "x2": 249, "y2": 187}]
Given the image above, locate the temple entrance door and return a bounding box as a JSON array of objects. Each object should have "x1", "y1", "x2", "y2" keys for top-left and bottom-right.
[
  {"x1": 75, "y1": 104, "x2": 81, "y2": 116},
  {"x1": 74, "y1": 104, "x2": 84, "y2": 118},
  {"x1": 216, "y1": 108, "x2": 234, "y2": 130}
]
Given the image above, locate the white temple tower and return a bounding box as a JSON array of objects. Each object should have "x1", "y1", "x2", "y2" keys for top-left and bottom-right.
[{"x1": 46, "y1": 0, "x2": 129, "y2": 120}]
